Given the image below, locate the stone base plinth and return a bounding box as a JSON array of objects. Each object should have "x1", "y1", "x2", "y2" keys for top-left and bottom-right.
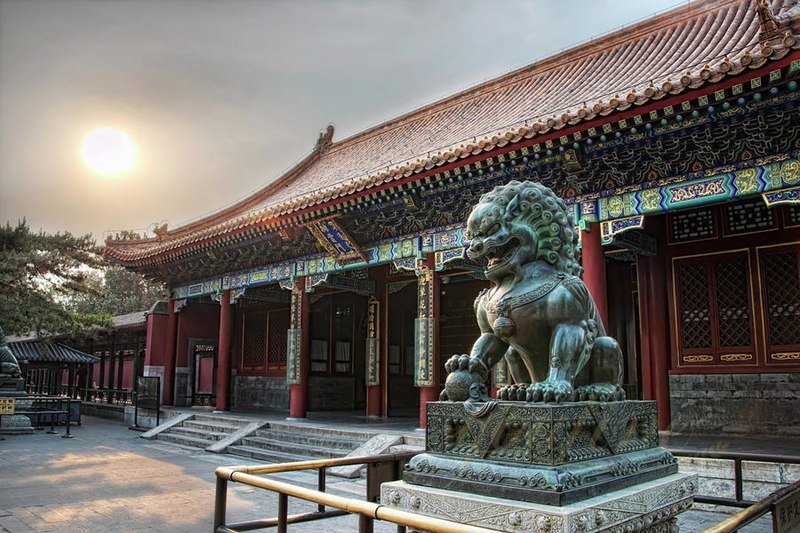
[
  {"x1": 0, "y1": 391, "x2": 33, "y2": 435},
  {"x1": 0, "y1": 414, "x2": 34, "y2": 434},
  {"x1": 382, "y1": 473, "x2": 697, "y2": 532},
  {"x1": 409, "y1": 400, "x2": 677, "y2": 505}
]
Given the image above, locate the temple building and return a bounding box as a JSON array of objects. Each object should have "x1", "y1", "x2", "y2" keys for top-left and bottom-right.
[{"x1": 105, "y1": 0, "x2": 800, "y2": 435}]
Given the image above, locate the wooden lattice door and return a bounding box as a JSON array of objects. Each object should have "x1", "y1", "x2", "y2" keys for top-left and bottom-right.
[
  {"x1": 674, "y1": 251, "x2": 756, "y2": 366},
  {"x1": 758, "y1": 246, "x2": 800, "y2": 365}
]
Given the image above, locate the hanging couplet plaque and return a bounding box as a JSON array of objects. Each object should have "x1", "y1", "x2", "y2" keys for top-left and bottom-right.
[
  {"x1": 414, "y1": 265, "x2": 435, "y2": 387},
  {"x1": 366, "y1": 297, "x2": 380, "y2": 386},
  {"x1": 493, "y1": 357, "x2": 510, "y2": 388},
  {"x1": 286, "y1": 286, "x2": 303, "y2": 385}
]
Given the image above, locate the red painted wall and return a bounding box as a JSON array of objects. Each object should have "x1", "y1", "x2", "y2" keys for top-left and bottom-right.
[
  {"x1": 122, "y1": 359, "x2": 134, "y2": 389},
  {"x1": 145, "y1": 311, "x2": 169, "y2": 367},
  {"x1": 197, "y1": 357, "x2": 215, "y2": 393},
  {"x1": 176, "y1": 304, "x2": 220, "y2": 368}
]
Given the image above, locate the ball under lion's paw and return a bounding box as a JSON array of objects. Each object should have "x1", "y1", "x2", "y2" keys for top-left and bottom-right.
[{"x1": 444, "y1": 369, "x2": 485, "y2": 402}]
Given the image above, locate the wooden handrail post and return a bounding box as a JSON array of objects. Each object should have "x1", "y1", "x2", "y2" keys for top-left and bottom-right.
[
  {"x1": 213, "y1": 477, "x2": 227, "y2": 531},
  {"x1": 277, "y1": 493, "x2": 288, "y2": 533}
]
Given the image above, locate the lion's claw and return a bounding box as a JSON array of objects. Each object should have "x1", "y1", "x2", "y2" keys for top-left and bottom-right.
[
  {"x1": 575, "y1": 383, "x2": 625, "y2": 402},
  {"x1": 526, "y1": 380, "x2": 575, "y2": 403},
  {"x1": 497, "y1": 383, "x2": 529, "y2": 400}
]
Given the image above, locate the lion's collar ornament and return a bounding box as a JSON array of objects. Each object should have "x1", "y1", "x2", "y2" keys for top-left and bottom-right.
[{"x1": 441, "y1": 180, "x2": 624, "y2": 406}]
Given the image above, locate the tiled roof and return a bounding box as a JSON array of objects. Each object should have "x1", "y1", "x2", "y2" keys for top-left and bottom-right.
[
  {"x1": 8, "y1": 340, "x2": 100, "y2": 365},
  {"x1": 112, "y1": 310, "x2": 148, "y2": 329},
  {"x1": 105, "y1": 0, "x2": 800, "y2": 265}
]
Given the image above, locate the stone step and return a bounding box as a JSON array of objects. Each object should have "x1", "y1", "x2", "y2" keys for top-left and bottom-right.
[
  {"x1": 254, "y1": 428, "x2": 362, "y2": 451},
  {"x1": 240, "y1": 436, "x2": 349, "y2": 459},
  {"x1": 265, "y1": 421, "x2": 382, "y2": 442},
  {"x1": 388, "y1": 444, "x2": 424, "y2": 454},
  {"x1": 227, "y1": 444, "x2": 312, "y2": 464},
  {"x1": 169, "y1": 426, "x2": 230, "y2": 441},
  {"x1": 403, "y1": 434, "x2": 425, "y2": 447},
  {"x1": 157, "y1": 431, "x2": 214, "y2": 449},
  {"x1": 182, "y1": 420, "x2": 243, "y2": 434},
  {"x1": 193, "y1": 414, "x2": 253, "y2": 427}
]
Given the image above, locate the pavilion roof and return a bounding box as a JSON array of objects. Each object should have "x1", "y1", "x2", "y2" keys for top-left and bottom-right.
[
  {"x1": 8, "y1": 340, "x2": 100, "y2": 365},
  {"x1": 105, "y1": 0, "x2": 800, "y2": 266}
]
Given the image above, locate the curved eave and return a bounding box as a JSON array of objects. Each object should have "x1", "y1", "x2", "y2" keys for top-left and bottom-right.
[{"x1": 105, "y1": 33, "x2": 800, "y2": 268}]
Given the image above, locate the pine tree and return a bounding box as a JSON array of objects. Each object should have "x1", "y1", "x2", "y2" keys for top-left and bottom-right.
[
  {"x1": 69, "y1": 266, "x2": 166, "y2": 316},
  {"x1": 0, "y1": 220, "x2": 110, "y2": 336}
]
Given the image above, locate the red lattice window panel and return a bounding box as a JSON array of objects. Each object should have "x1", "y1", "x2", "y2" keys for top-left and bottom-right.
[
  {"x1": 266, "y1": 309, "x2": 289, "y2": 371},
  {"x1": 715, "y1": 258, "x2": 752, "y2": 348},
  {"x1": 761, "y1": 249, "x2": 800, "y2": 351},
  {"x1": 242, "y1": 311, "x2": 266, "y2": 371},
  {"x1": 674, "y1": 252, "x2": 755, "y2": 366},
  {"x1": 676, "y1": 262, "x2": 712, "y2": 350}
]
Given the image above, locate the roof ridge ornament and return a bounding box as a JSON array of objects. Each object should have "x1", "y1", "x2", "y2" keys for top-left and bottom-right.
[
  {"x1": 314, "y1": 124, "x2": 335, "y2": 154},
  {"x1": 755, "y1": 0, "x2": 781, "y2": 41}
]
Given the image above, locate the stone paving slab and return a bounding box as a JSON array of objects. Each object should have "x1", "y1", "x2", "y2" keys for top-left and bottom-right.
[{"x1": 0, "y1": 416, "x2": 776, "y2": 532}]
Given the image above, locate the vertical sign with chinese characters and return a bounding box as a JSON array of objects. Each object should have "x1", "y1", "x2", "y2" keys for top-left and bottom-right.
[
  {"x1": 774, "y1": 485, "x2": 800, "y2": 532},
  {"x1": 0, "y1": 398, "x2": 15, "y2": 415},
  {"x1": 414, "y1": 264, "x2": 436, "y2": 386},
  {"x1": 493, "y1": 357, "x2": 510, "y2": 388},
  {"x1": 365, "y1": 297, "x2": 380, "y2": 386},
  {"x1": 286, "y1": 285, "x2": 303, "y2": 385}
]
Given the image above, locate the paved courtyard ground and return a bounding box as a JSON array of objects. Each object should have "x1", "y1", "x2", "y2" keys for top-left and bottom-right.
[{"x1": 0, "y1": 416, "x2": 775, "y2": 532}]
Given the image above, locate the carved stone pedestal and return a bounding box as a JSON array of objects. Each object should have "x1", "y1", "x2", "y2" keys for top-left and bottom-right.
[
  {"x1": 0, "y1": 390, "x2": 33, "y2": 435},
  {"x1": 406, "y1": 400, "x2": 676, "y2": 505},
  {"x1": 382, "y1": 472, "x2": 697, "y2": 532}
]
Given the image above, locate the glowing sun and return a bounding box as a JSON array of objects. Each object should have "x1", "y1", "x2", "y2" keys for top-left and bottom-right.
[{"x1": 82, "y1": 128, "x2": 136, "y2": 175}]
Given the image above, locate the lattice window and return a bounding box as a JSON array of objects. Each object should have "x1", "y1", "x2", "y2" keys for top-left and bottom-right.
[
  {"x1": 788, "y1": 205, "x2": 800, "y2": 226},
  {"x1": 715, "y1": 258, "x2": 751, "y2": 347},
  {"x1": 266, "y1": 310, "x2": 289, "y2": 370},
  {"x1": 677, "y1": 262, "x2": 712, "y2": 349},
  {"x1": 762, "y1": 251, "x2": 800, "y2": 347},
  {"x1": 726, "y1": 200, "x2": 773, "y2": 234},
  {"x1": 310, "y1": 340, "x2": 329, "y2": 373},
  {"x1": 334, "y1": 341, "x2": 351, "y2": 373},
  {"x1": 242, "y1": 311, "x2": 266, "y2": 370},
  {"x1": 671, "y1": 209, "x2": 715, "y2": 242}
]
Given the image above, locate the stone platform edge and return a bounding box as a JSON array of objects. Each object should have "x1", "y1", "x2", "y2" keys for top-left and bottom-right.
[{"x1": 382, "y1": 472, "x2": 697, "y2": 533}]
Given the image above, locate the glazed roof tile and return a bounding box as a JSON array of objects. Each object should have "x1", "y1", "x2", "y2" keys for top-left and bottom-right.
[
  {"x1": 9, "y1": 340, "x2": 100, "y2": 365},
  {"x1": 105, "y1": 0, "x2": 800, "y2": 264}
]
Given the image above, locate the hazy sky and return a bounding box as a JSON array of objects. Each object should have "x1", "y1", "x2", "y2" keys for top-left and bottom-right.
[{"x1": 0, "y1": 0, "x2": 683, "y2": 241}]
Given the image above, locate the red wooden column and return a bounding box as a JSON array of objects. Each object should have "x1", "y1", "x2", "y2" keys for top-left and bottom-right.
[
  {"x1": 163, "y1": 300, "x2": 179, "y2": 405},
  {"x1": 366, "y1": 265, "x2": 388, "y2": 418},
  {"x1": 215, "y1": 290, "x2": 234, "y2": 412},
  {"x1": 582, "y1": 222, "x2": 609, "y2": 329},
  {"x1": 289, "y1": 277, "x2": 310, "y2": 419},
  {"x1": 418, "y1": 254, "x2": 440, "y2": 429},
  {"x1": 637, "y1": 217, "x2": 671, "y2": 429}
]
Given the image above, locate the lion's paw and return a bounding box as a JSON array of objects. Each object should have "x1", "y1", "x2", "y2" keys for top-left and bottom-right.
[
  {"x1": 526, "y1": 380, "x2": 575, "y2": 403},
  {"x1": 575, "y1": 383, "x2": 626, "y2": 402},
  {"x1": 497, "y1": 383, "x2": 529, "y2": 401}
]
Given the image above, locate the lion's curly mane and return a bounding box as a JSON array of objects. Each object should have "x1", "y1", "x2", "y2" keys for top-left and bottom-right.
[{"x1": 477, "y1": 180, "x2": 582, "y2": 277}]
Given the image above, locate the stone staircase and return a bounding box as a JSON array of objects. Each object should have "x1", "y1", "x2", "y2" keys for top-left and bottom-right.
[
  {"x1": 227, "y1": 421, "x2": 369, "y2": 463},
  {"x1": 155, "y1": 413, "x2": 254, "y2": 449}
]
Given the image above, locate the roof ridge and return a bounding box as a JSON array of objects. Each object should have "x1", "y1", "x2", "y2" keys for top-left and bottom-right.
[
  {"x1": 323, "y1": 0, "x2": 736, "y2": 155},
  {"x1": 107, "y1": 0, "x2": 734, "y2": 247}
]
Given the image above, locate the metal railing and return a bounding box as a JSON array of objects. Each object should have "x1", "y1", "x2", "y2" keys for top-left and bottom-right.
[
  {"x1": 215, "y1": 448, "x2": 800, "y2": 532},
  {"x1": 83, "y1": 388, "x2": 133, "y2": 405},
  {"x1": 2, "y1": 395, "x2": 75, "y2": 439},
  {"x1": 672, "y1": 449, "x2": 800, "y2": 531},
  {"x1": 214, "y1": 452, "x2": 495, "y2": 533},
  {"x1": 704, "y1": 478, "x2": 800, "y2": 532},
  {"x1": 671, "y1": 449, "x2": 800, "y2": 508}
]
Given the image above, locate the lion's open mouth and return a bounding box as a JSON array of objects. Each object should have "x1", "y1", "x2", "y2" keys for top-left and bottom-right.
[{"x1": 484, "y1": 237, "x2": 519, "y2": 270}]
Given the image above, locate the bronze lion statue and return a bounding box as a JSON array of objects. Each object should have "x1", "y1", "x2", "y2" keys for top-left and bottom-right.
[{"x1": 441, "y1": 180, "x2": 625, "y2": 404}]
